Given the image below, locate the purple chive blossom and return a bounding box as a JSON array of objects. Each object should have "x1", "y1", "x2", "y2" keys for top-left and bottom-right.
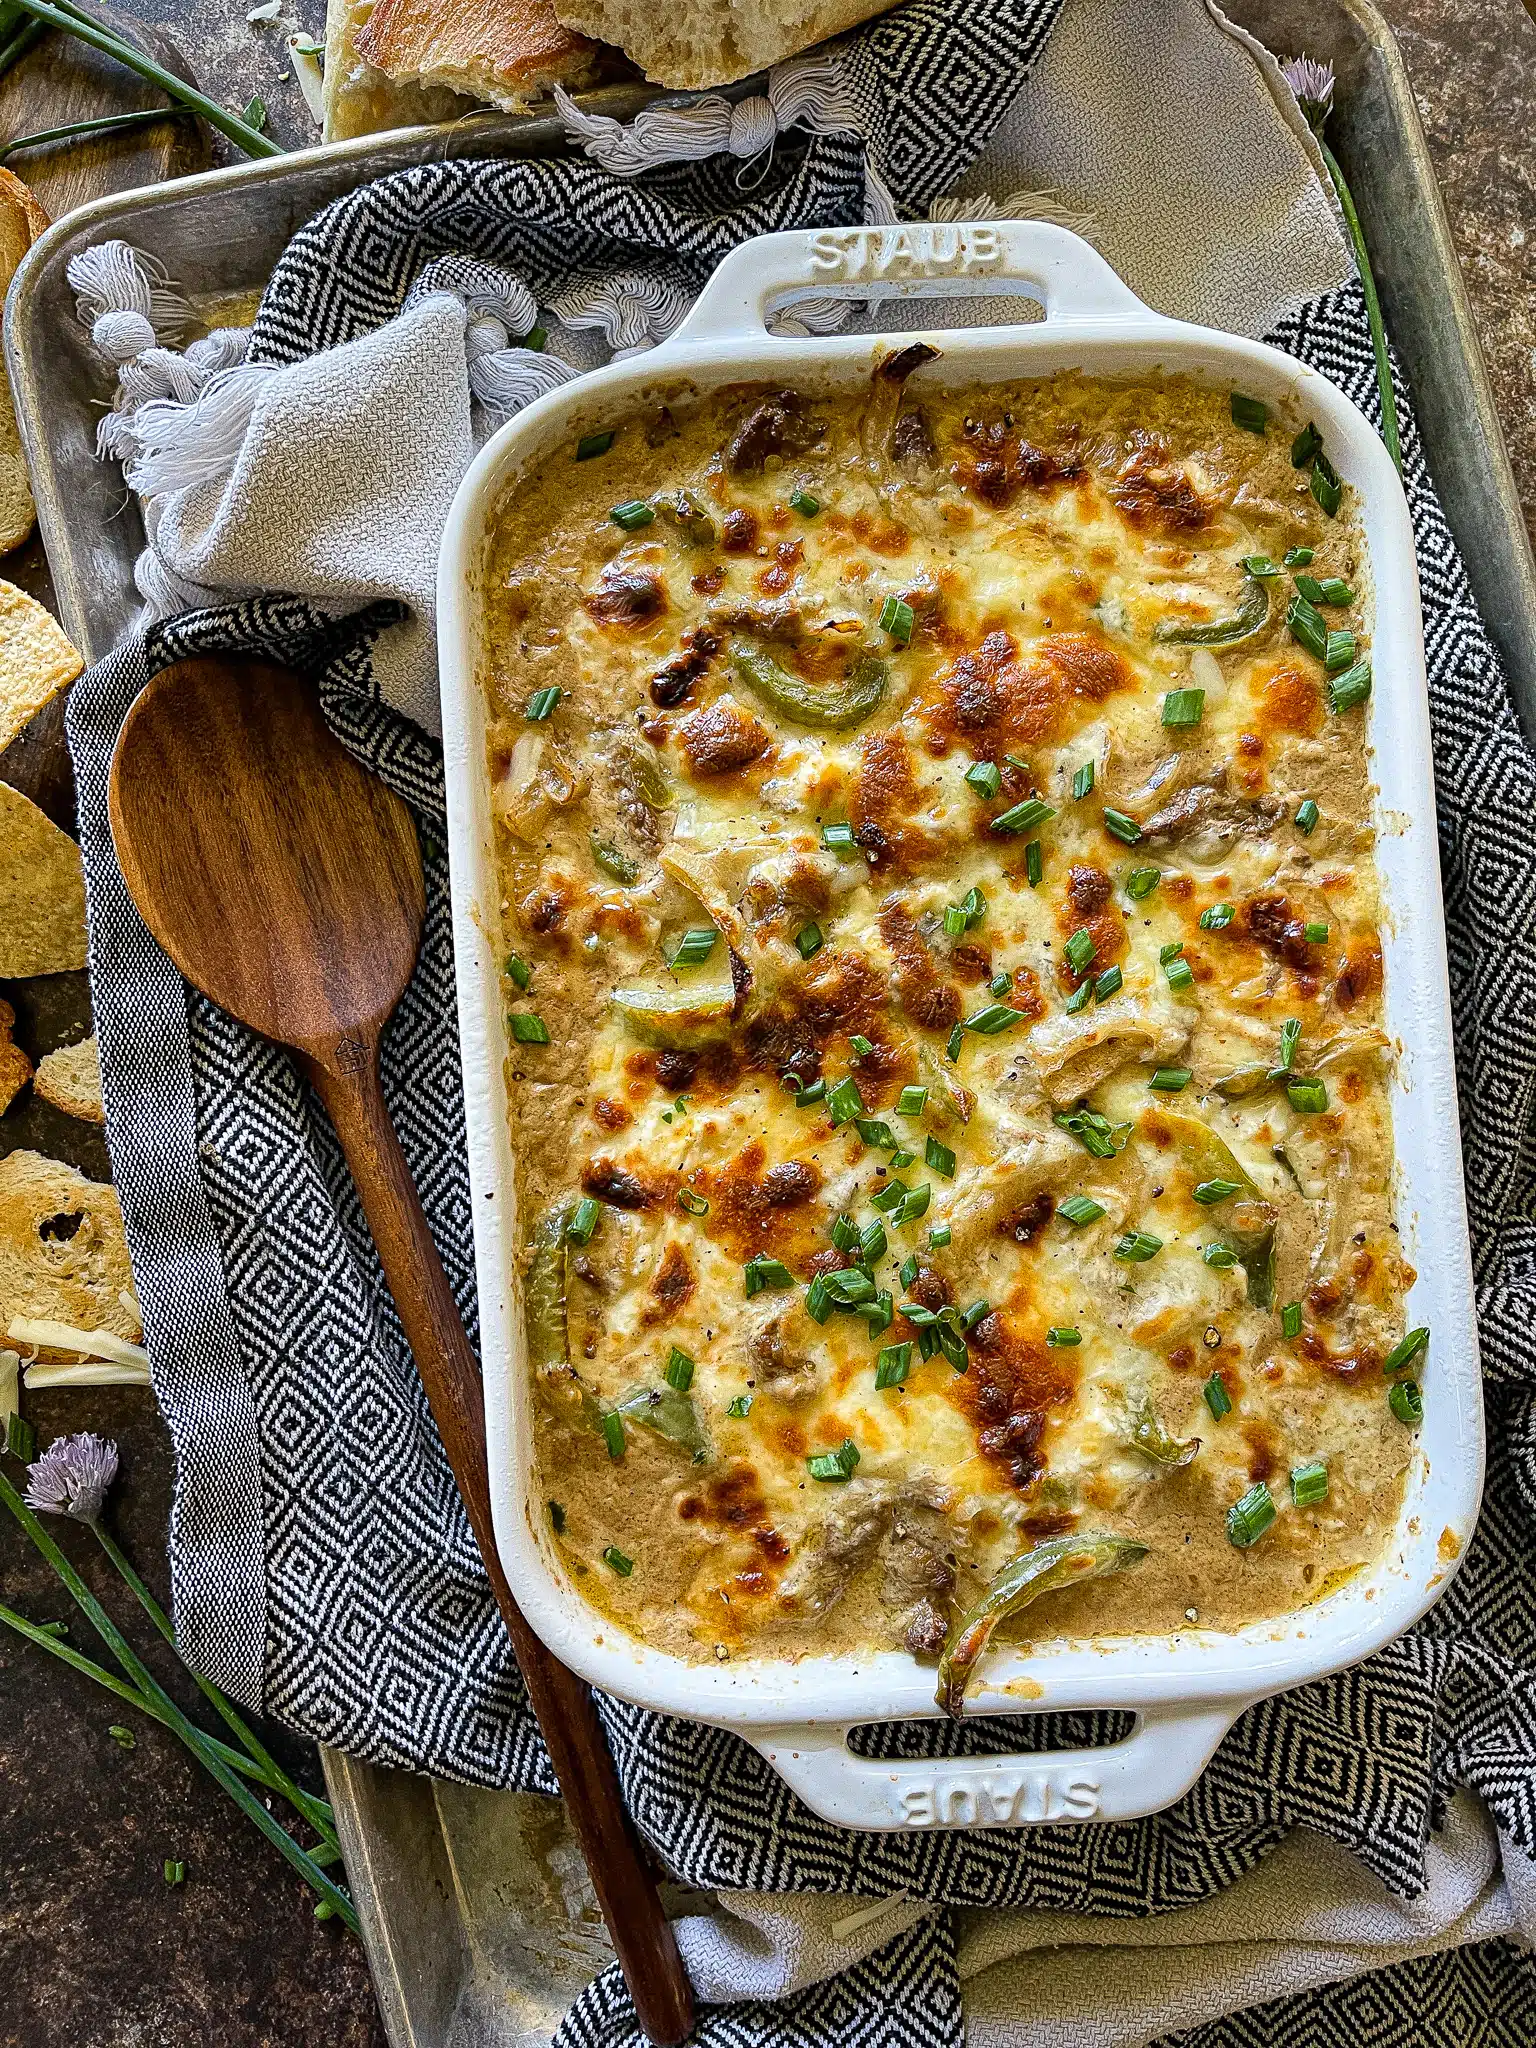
[
  {"x1": 25, "y1": 1432, "x2": 120, "y2": 1523},
  {"x1": 1281, "y1": 55, "x2": 1336, "y2": 131}
]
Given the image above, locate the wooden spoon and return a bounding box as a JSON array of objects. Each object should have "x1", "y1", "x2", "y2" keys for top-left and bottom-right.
[{"x1": 109, "y1": 657, "x2": 695, "y2": 2047}]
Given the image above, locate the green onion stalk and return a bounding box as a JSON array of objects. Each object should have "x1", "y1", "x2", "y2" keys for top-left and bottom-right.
[
  {"x1": 1282, "y1": 54, "x2": 1402, "y2": 474},
  {"x1": 1, "y1": 1434, "x2": 354, "y2": 1926}
]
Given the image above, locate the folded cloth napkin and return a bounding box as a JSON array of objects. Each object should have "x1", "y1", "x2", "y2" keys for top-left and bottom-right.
[{"x1": 61, "y1": 0, "x2": 1536, "y2": 2041}]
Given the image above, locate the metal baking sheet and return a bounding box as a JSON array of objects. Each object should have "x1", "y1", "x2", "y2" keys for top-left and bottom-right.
[{"x1": 8, "y1": 1, "x2": 1534, "y2": 2040}]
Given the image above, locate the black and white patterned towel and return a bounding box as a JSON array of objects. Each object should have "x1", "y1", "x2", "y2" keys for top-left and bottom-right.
[{"x1": 61, "y1": 2, "x2": 1536, "y2": 2041}]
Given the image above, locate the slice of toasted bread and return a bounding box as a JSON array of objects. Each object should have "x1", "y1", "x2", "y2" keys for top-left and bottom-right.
[
  {"x1": 352, "y1": 0, "x2": 601, "y2": 116},
  {"x1": 0, "y1": 1150, "x2": 139, "y2": 1352},
  {"x1": 554, "y1": 0, "x2": 896, "y2": 86},
  {"x1": 324, "y1": 0, "x2": 478, "y2": 140},
  {"x1": 0, "y1": 997, "x2": 31, "y2": 1115},
  {"x1": 0, "y1": 577, "x2": 83, "y2": 754},
  {"x1": 0, "y1": 781, "x2": 87, "y2": 978},
  {"x1": 0, "y1": 170, "x2": 48, "y2": 557},
  {"x1": 33, "y1": 1035, "x2": 103, "y2": 1125}
]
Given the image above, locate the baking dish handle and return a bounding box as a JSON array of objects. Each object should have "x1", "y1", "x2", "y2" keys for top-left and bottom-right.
[
  {"x1": 747, "y1": 1704, "x2": 1237, "y2": 1832},
  {"x1": 665, "y1": 221, "x2": 1153, "y2": 349}
]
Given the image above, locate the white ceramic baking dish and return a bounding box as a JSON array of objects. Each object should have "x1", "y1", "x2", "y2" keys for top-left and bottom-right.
[{"x1": 438, "y1": 222, "x2": 1483, "y2": 1834}]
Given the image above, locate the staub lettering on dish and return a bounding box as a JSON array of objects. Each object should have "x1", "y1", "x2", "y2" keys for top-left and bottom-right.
[
  {"x1": 896, "y1": 1772, "x2": 1102, "y2": 1827},
  {"x1": 807, "y1": 224, "x2": 1002, "y2": 281}
]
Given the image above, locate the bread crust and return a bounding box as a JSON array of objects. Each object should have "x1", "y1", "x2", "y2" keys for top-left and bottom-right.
[
  {"x1": 553, "y1": 0, "x2": 897, "y2": 86},
  {"x1": 352, "y1": 0, "x2": 601, "y2": 114}
]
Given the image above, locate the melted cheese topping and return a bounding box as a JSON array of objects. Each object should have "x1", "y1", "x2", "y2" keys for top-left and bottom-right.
[{"x1": 483, "y1": 369, "x2": 1412, "y2": 1674}]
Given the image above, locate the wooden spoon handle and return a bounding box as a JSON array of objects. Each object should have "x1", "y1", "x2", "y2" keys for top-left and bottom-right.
[{"x1": 305, "y1": 1051, "x2": 695, "y2": 2047}]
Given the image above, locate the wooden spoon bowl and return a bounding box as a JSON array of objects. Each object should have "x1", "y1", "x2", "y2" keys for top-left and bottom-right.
[{"x1": 109, "y1": 657, "x2": 693, "y2": 2046}]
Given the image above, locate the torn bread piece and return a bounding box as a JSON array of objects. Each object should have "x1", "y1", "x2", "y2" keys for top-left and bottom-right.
[
  {"x1": 0, "y1": 996, "x2": 31, "y2": 1114},
  {"x1": 355, "y1": 0, "x2": 602, "y2": 114},
  {"x1": 0, "y1": 782, "x2": 87, "y2": 977},
  {"x1": 0, "y1": 579, "x2": 84, "y2": 753},
  {"x1": 33, "y1": 1034, "x2": 103, "y2": 1125},
  {"x1": 554, "y1": 0, "x2": 896, "y2": 87},
  {"x1": 0, "y1": 171, "x2": 48, "y2": 556},
  {"x1": 0, "y1": 1151, "x2": 141, "y2": 1357},
  {"x1": 324, "y1": 0, "x2": 478, "y2": 140}
]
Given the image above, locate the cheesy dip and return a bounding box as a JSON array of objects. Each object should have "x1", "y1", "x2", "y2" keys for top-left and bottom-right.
[{"x1": 483, "y1": 358, "x2": 1422, "y2": 1710}]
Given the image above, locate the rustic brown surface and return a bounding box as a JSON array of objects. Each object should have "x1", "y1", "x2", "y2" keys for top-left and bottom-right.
[{"x1": 0, "y1": 3, "x2": 1531, "y2": 2045}]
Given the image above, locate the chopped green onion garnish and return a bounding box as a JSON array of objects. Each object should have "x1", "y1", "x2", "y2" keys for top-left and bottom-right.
[
  {"x1": 1281, "y1": 1301, "x2": 1303, "y2": 1338},
  {"x1": 1151, "y1": 1067, "x2": 1192, "y2": 1091},
  {"x1": 601, "y1": 1412, "x2": 626, "y2": 1459},
  {"x1": 1303, "y1": 921, "x2": 1329, "y2": 943},
  {"x1": 1160, "y1": 940, "x2": 1185, "y2": 963},
  {"x1": 1059, "y1": 1195, "x2": 1106, "y2": 1226},
  {"x1": 1194, "y1": 1179, "x2": 1242, "y2": 1204},
  {"x1": 827, "y1": 1076, "x2": 865, "y2": 1125},
  {"x1": 506, "y1": 953, "x2": 532, "y2": 990},
  {"x1": 989, "y1": 972, "x2": 1012, "y2": 997},
  {"x1": 726, "y1": 1394, "x2": 753, "y2": 1417},
  {"x1": 509, "y1": 1012, "x2": 551, "y2": 1044},
  {"x1": 826, "y1": 1268, "x2": 875, "y2": 1305},
  {"x1": 1164, "y1": 955, "x2": 1196, "y2": 993},
  {"x1": 897, "y1": 1084, "x2": 928, "y2": 1117},
  {"x1": 856, "y1": 1118, "x2": 898, "y2": 1150},
  {"x1": 1284, "y1": 545, "x2": 1315, "y2": 567},
  {"x1": 1114, "y1": 1230, "x2": 1164, "y2": 1262},
  {"x1": 1161, "y1": 687, "x2": 1205, "y2": 729},
  {"x1": 1204, "y1": 1372, "x2": 1232, "y2": 1418},
  {"x1": 870, "y1": 1179, "x2": 908, "y2": 1214},
  {"x1": 894, "y1": 1184, "x2": 932, "y2": 1224},
  {"x1": 961, "y1": 886, "x2": 987, "y2": 926},
  {"x1": 822, "y1": 821, "x2": 857, "y2": 852},
  {"x1": 549, "y1": 1500, "x2": 567, "y2": 1533},
  {"x1": 1291, "y1": 1460, "x2": 1329, "y2": 1506},
  {"x1": 1328, "y1": 661, "x2": 1372, "y2": 713},
  {"x1": 875, "y1": 1342, "x2": 913, "y2": 1390},
  {"x1": 1295, "y1": 798, "x2": 1320, "y2": 834},
  {"x1": 945, "y1": 1023, "x2": 964, "y2": 1060},
  {"x1": 678, "y1": 1187, "x2": 710, "y2": 1216},
  {"x1": 744, "y1": 1254, "x2": 794, "y2": 1297},
  {"x1": 1287, "y1": 1077, "x2": 1328, "y2": 1114},
  {"x1": 789, "y1": 487, "x2": 820, "y2": 517},
  {"x1": 525, "y1": 686, "x2": 562, "y2": 721},
  {"x1": 603, "y1": 1545, "x2": 634, "y2": 1575},
  {"x1": 1064, "y1": 928, "x2": 1096, "y2": 974},
  {"x1": 849, "y1": 1033, "x2": 875, "y2": 1057},
  {"x1": 965, "y1": 1003, "x2": 1025, "y2": 1035},
  {"x1": 566, "y1": 1197, "x2": 600, "y2": 1245},
  {"x1": 1055, "y1": 1106, "x2": 1130, "y2": 1159},
  {"x1": 1025, "y1": 839, "x2": 1044, "y2": 888},
  {"x1": 1291, "y1": 422, "x2": 1322, "y2": 468},
  {"x1": 1311, "y1": 459, "x2": 1342, "y2": 516},
  {"x1": 1094, "y1": 965, "x2": 1123, "y2": 1003},
  {"x1": 831, "y1": 1213, "x2": 861, "y2": 1251},
  {"x1": 1065, "y1": 981, "x2": 1092, "y2": 1013},
  {"x1": 1199, "y1": 902, "x2": 1235, "y2": 930},
  {"x1": 929, "y1": 1224, "x2": 951, "y2": 1249},
  {"x1": 880, "y1": 594, "x2": 915, "y2": 644},
  {"x1": 1073, "y1": 760, "x2": 1096, "y2": 799},
  {"x1": 664, "y1": 1347, "x2": 695, "y2": 1391},
  {"x1": 863, "y1": 1290, "x2": 895, "y2": 1335},
  {"x1": 943, "y1": 904, "x2": 968, "y2": 939},
  {"x1": 1295, "y1": 573, "x2": 1351, "y2": 606},
  {"x1": 1047, "y1": 1327, "x2": 1082, "y2": 1347},
  {"x1": 1202, "y1": 1242, "x2": 1239, "y2": 1268},
  {"x1": 1323, "y1": 629, "x2": 1356, "y2": 672},
  {"x1": 1389, "y1": 1378, "x2": 1423, "y2": 1425},
  {"x1": 925, "y1": 1136, "x2": 955, "y2": 1178},
  {"x1": 804, "y1": 1274, "x2": 833, "y2": 1324},
  {"x1": 1126, "y1": 866, "x2": 1161, "y2": 900},
  {"x1": 671, "y1": 926, "x2": 718, "y2": 967},
  {"x1": 965, "y1": 760, "x2": 1002, "y2": 799},
  {"x1": 1242, "y1": 554, "x2": 1281, "y2": 579},
  {"x1": 1384, "y1": 1327, "x2": 1430, "y2": 1373},
  {"x1": 1227, "y1": 1481, "x2": 1276, "y2": 1547},
  {"x1": 796, "y1": 921, "x2": 824, "y2": 959},
  {"x1": 1230, "y1": 392, "x2": 1269, "y2": 433},
  {"x1": 899, "y1": 1254, "x2": 920, "y2": 1288},
  {"x1": 960, "y1": 1299, "x2": 990, "y2": 1332},
  {"x1": 793, "y1": 1079, "x2": 825, "y2": 1108},
  {"x1": 576, "y1": 430, "x2": 615, "y2": 460},
  {"x1": 807, "y1": 1439, "x2": 860, "y2": 1482},
  {"x1": 860, "y1": 1220, "x2": 888, "y2": 1262},
  {"x1": 993, "y1": 796, "x2": 1056, "y2": 836},
  {"x1": 1279, "y1": 1018, "x2": 1301, "y2": 1070},
  {"x1": 1287, "y1": 594, "x2": 1327, "y2": 661},
  {"x1": 1102, "y1": 808, "x2": 1143, "y2": 844},
  {"x1": 890, "y1": 1148, "x2": 917, "y2": 1168},
  {"x1": 611, "y1": 499, "x2": 655, "y2": 530}
]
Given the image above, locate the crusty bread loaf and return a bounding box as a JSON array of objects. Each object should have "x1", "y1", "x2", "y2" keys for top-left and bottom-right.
[
  {"x1": 553, "y1": 0, "x2": 898, "y2": 86},
  {"x1": 324, "y1": 0, "x2": 474, "y2": 140},
  {"x1": 354, "y1": 0, "x2": 603, "y2": 115},
  {"x1": 0, "y1": 171, "x2": 48, "y2": 557}
]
